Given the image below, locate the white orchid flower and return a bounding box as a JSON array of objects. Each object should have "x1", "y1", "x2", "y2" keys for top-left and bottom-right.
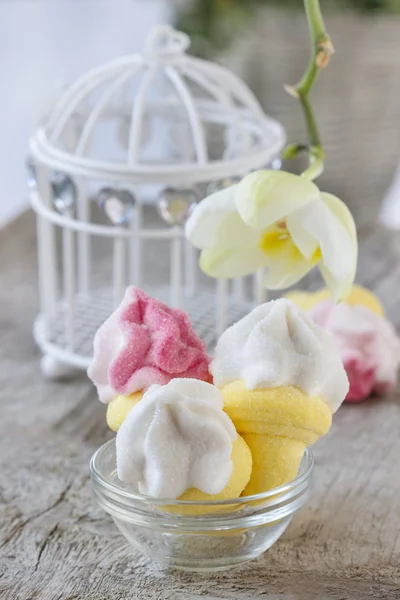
[{"x1": 185, "y1": 170, "x2": 357, "y2": 301}]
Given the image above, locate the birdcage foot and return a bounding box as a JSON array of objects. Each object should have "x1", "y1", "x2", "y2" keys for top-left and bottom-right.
[{"x1": 40, "y1": 355, "x2": 80, "y2": 380}]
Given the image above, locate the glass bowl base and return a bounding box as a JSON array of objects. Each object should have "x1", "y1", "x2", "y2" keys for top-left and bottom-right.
[{"x1": 115, "y1": 516, "x2": 292, "y2": 572}]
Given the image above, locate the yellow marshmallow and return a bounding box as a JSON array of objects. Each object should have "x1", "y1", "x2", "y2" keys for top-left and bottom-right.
[
  {"x1": 106, "y1": 392, "x2": 143, "y2": 432},
  {"x1": 241, "y1": 433, "x2": 306, "y2": 495},
  {"x1": 166, "y1": 435, "x2": 252, "y2": 515},
  {"x1": 286, "y1": 284, "x2": 384, "y2": 317},
  {"x1": 222, "y1": 380, "x2": 331, "y2": 495}
]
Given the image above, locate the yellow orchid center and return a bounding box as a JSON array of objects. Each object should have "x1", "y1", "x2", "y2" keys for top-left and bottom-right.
[
  {"x1": 259, "y1": 222, "x2": 291, "y2": 256},
  {"x1": 312, "y1": 246, "x2": 322, "y2": 262},
  {"x1": 259, "y1": 222, "x2": 322, "y2": 263}
]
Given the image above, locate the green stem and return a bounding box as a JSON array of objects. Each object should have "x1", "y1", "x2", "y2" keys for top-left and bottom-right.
[
  {"x1": 297, "y1": 0, "x2": 327, "y2": 96},
  {"x1": 283, "y1": 0, "x2": 333, "y2": 180},
  {"x1": 298, "y1": 93, "x2": 321, "y2": 148}
]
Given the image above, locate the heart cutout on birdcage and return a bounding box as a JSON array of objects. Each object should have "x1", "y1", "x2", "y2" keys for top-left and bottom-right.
[
  {"x1": 51, "y1": 172, "x2": 77, "y2": 215},
  {"x1": 98, "y1": 187, "x2": 136, "y2": 225},
  {"x1": 157, "y1": 187, "x2": 198, "y2": 226},
  {"x1": 270, "y1": 157, "x2": 282, "y2": 170},
  {"x1": 26, "y1": 156, "x2": 38, "y2": 190},
  {"x1": 207, "y1": 176, "x2": 242, "y2": 196}
]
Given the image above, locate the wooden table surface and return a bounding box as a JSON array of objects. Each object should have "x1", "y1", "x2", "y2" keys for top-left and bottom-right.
[{"x1": 1, "y1": 206, "x2": 400, "y2": 600}]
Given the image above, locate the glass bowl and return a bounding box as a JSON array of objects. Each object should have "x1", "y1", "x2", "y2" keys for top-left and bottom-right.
[{"x1": 90, "y1": 439, "x2": 314, "y2": 572}]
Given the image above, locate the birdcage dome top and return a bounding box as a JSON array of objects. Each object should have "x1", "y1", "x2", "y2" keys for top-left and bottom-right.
[{"x1": 30, "y1": 25, "x2": 285, "y2": 185}]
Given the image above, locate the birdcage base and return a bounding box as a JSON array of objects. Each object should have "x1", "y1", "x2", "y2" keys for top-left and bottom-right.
[
  {"x1": 33, "y1": 285, "x2": 254, "y2": 377},
  {"x1": 40, "y1": 355, "x2": 81, "y2": 380}
]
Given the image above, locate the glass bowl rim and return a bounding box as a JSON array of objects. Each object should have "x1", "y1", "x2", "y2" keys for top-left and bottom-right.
[{"x1": 90, "y1": 438, "x2": 314, "y2": 507}]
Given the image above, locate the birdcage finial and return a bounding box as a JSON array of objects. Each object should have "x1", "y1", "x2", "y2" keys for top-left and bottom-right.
[{"x1": 144, "y1": 25, "x2": 190, "y2": 60}]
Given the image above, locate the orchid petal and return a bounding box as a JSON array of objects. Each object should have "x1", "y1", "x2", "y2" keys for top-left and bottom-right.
[
  {"x1": 320, "y1": 192, "x2": 357, "y2": 251},
  {"x1": 185, "y1": 185, "x2": 256, "y2": 250},
  {"x1": 199, "y1": 243, "x2": 269, "y2": 279},
  {"x1": 286, "y1": 212, "x2": 319, "y2": 259},
  {"x1": 260, "y1": 236, "x2": 315, "y2": 289},
  {"x1": 235, "y1": 170, "x2": 320, "y2": 230},
  {"x1": 318, "y1": 264, "x2": 352, "y2": 302},
  {"x1": 290, "y1": 199, "x2": 354, "y2": 281},
  {"x1": 318, "y1": 193, "x2": 358, "y2": 301}
]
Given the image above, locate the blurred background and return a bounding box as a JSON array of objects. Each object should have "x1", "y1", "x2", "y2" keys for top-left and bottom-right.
[{"x1": 1, "y1": 0, "x2": 400, "y2": 229}]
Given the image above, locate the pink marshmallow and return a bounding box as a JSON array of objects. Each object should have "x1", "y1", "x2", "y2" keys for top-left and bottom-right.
[
  {"x1": 309, "y1": 300, "x2": 400, "y2": 402},
  {"x1": 88, "y1": 287, "x2": 211, "y2": 403}
]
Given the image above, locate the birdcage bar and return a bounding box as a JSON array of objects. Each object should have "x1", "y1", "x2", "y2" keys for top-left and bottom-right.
[
  {"x1": 129, "y1": 200, "x2": 142, "y2": 288},
  {"x1": 36, "y1": 164, "x2": 58, "y2": 323},
  {"x1": 127, "y1": 68, "x2": 155, "y2": 165},
  {"x1": 76, "y1": 179, "x2": 90, "y2": 295},
  {"x1": 62, "y1": 225, "x2": 75, "y2": 350},
  {"x1": 113, "y1": 234, "x2": 127, "y2": 308},
  {"x1": 48, "y1": 58, "x2": 142, "y2": 143},
  {"x1": 233, "y1": 278, "x2": 246, "y2": 302},
  {"x1": 193, "y1": 57, "x2": 267, "y2": 121},
  {"x1": 184, "y1": 240, "x2": 197, "y2": 296},
  {"x1": 170, "y1": 231, "x2": 183, "y2": 308},
  {"x1": 164, "y1": 65, "x2": 208, "y2": 164},
  {"x1": 216, "y1": 279, "x2": 229, "y2": 335},
  {"x1": 30, "y1": 191, "x2": 184, "y2": 239},
  {"x1": 181, "y1": 66, "x2": 247, "y2": 151},
  {"x1": 35, "y1": 122, "x2": 282, "y2": 184},
  {"x1": 75, "y1": 68, "x2": 142, "y2": 157},
  {"x1": 253, "y1": 270, "x2": 268, "y2": 305}
]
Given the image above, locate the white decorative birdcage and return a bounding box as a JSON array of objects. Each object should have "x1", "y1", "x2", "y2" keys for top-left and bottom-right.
[{"x1": 28, "y1": 25, "x2": 286, "y2": 379}]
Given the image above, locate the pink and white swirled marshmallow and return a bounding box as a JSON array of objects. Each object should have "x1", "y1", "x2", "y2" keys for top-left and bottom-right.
[
  {"x1": 88, "y1": 287, "x2": 211, "y2": 403},
  {"x1": 309, "y1": 300, "x2": 400, "y2": 401}
]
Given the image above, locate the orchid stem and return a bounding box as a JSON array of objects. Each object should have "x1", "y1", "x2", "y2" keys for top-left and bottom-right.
[{"x1": 283, "y1": 0, "x2": 333, "y2": 181}]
